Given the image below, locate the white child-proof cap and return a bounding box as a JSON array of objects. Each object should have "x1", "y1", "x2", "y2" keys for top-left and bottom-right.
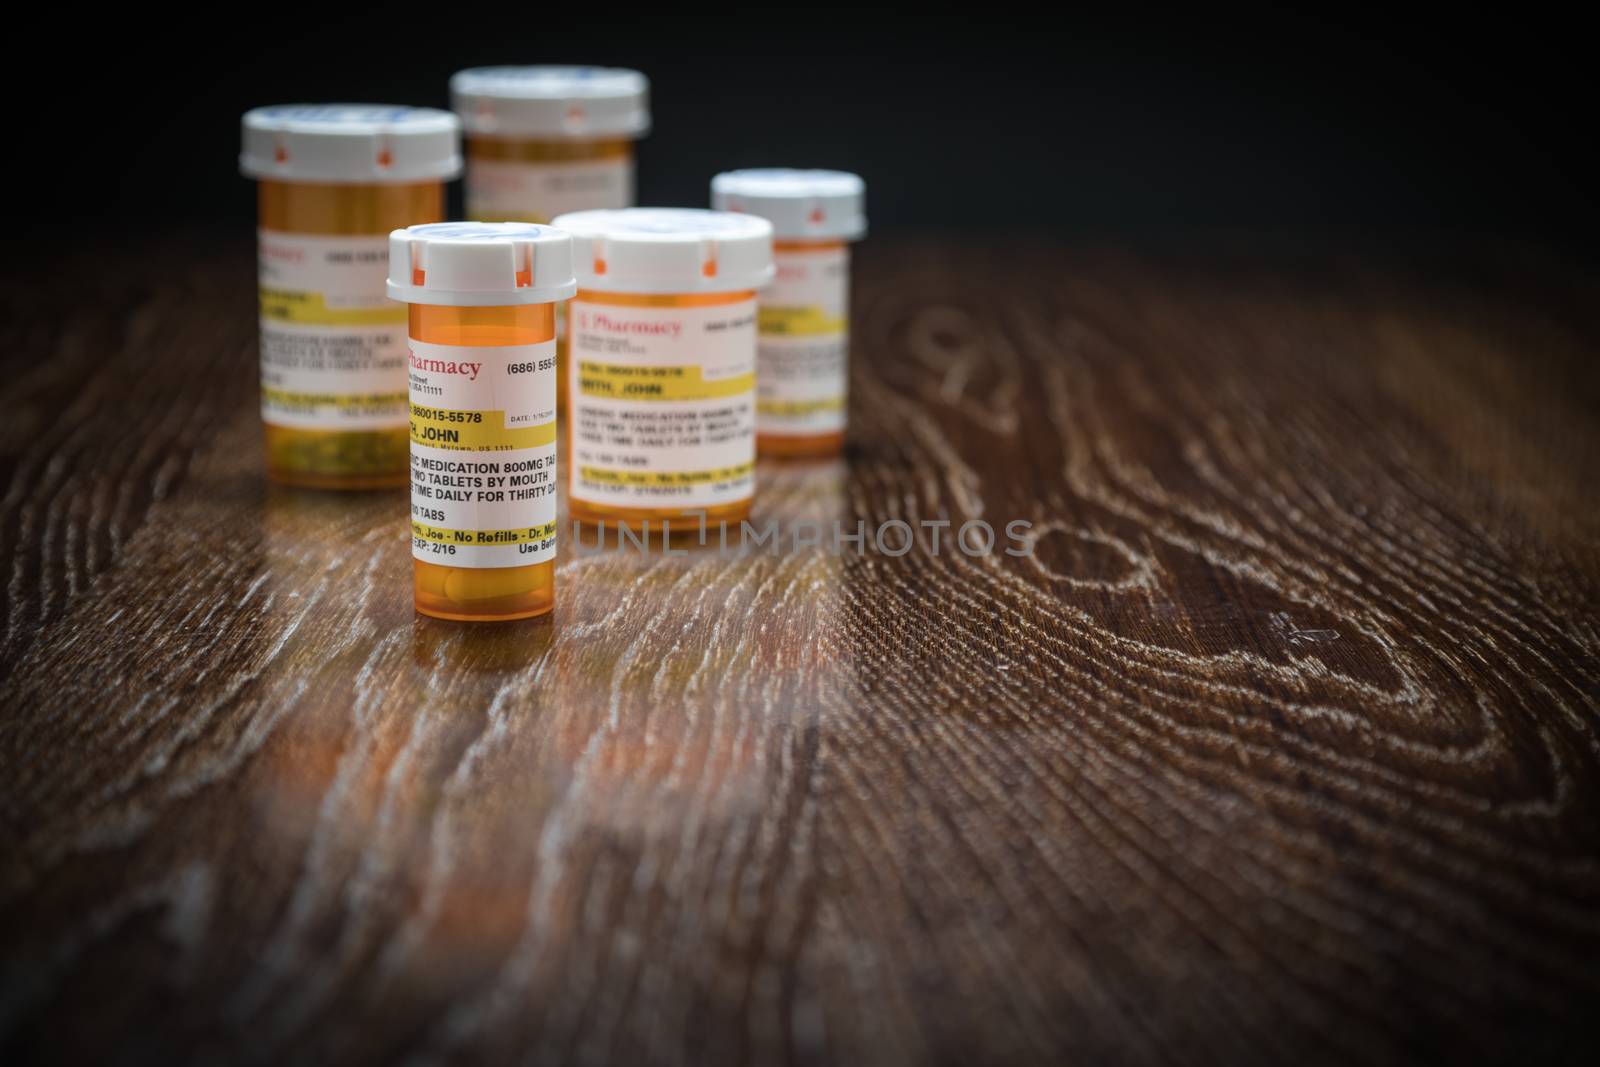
[
  {"x1": 711, "y1": 169, "x2": 867, "y2": 241},
  {"x1": 551, "y1": 208, "x2": 775, "y2": 295},
  {"x1": 451, "y1": 66, "x2": 651, "y2": 140},
  {"x1": 387, "y1": 222, "x2": 577, "y2": 307},
  {"x1": 241, "y1": 105, "x2": 462, "y2": 184}
]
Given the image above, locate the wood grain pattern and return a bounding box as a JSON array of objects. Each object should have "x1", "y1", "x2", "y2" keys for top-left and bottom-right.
[{"x1": 1, "y1": 232, "x2": 1598, "y2": 1065}]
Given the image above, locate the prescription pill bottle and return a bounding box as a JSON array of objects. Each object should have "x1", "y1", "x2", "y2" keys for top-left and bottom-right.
[
  {"x1": 550, "y1": 208, "x2": 774, "y2": 533},
  {"x1": 713, "y1": 169, "x2": 866, "y2": 458},
  {"x1": 451, "y1": 67, "x2": 649, "y2": 224},
  {"x1": 242, "y1": 105, "x2": 460, "y2": 489},
  {"x1": 452, "y1": 67, "x2": 649, "y2": 419},
  {"x1": 387, "y1": 223, "x2": 576, "y2": 621}
]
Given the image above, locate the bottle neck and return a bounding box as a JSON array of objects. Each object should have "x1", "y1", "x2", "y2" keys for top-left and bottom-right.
[
  {"x1": 409, "y1": 303, "x2": 556, "y2": 346},
  {"x1": 465, "y1": 136, "x2": 634, "y2": 163},
  {"x1": 572, "y1": 289, "x2": 756, "y2": 308},
  {"x1": 773, "y1": 238, "x2": 849, "y2": 253},
  {"x1": 257, "y1": 179, "x2": 444, "y2": 235}
]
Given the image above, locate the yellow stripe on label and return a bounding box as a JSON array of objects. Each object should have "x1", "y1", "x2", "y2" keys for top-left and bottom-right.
[
  {"x1": 758, "y1": 305, "x2": 846, "y2": 337},
  {"x1": 409, "y1": 406, "x2": 557, "y2": 450},
  {"x1": 578, "y1": 463, "x2": 755, "y2": 487},
  {"x1": 260, "y1": 288, "x2": 406, "y2": 327},
  {"x1": 577, "y1": 362, "x2": 755, "y2": 402},
  {"x1": 263, "y1": 389, "x2": 408, "y2": 410},
  {"x1": 412, "y1": 520, "x2": 558, "y2": 546},
  {"x1": 757, "y1": 397, "x2": 846, "y2": 417}
]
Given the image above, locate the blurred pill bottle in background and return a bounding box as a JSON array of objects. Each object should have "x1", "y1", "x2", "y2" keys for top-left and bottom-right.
[
  {"x1": 242, "y1": 105, "x2": 460, "y2": 489},
  {"x1": 451, "y1": 67, "x2": 649, "y2": 225},
  {"x1": 550, "y1": 208, "x2": 773, "y2": 534},
  {"x1": 713, "y1": 169, "x2": 866, "y2": 459}
]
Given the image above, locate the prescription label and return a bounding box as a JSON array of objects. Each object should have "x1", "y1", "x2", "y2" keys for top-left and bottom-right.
[
  {"x1": 755, "y1": 245, "x2": 850, "y2": 436},
  {"x1": 570, "y1": 297, "x2": 757, "y2": 509},
  {"x1": 408, "y1": 339, "x2": 558, "y2": 568},
  {"x1": 257, "y1": 230, "x2": 408, "y2": 430},
  {"x1": 466, "y1": 157, "x2": 634, "y2": 224}
]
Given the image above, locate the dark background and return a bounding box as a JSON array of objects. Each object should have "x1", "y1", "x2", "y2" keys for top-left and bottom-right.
[{"x1": 8, "y1": 11, "x2": 1597, "y2": 253}]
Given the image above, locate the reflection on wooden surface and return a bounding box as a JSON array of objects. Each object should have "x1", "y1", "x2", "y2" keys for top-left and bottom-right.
[{"x1": 1, "y1": 235, "x2": 1597, "y2": 1064}]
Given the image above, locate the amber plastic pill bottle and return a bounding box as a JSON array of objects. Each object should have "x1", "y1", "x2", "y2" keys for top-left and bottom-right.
[
  {"x1": 387, "y1": 222, "x2": 575, "y2": 621},
  {"x1": 452, "y1": 67, "x2": 648, "y2": 419},
  {"x1": 549, "y1": 208, "x2": 774, "y2": 534},
  {"x1": 713, "y1": 169, "x2": 866, "y2": 458},
  {"x1": 451, "y1": 67, "x2": 649, "y2": 225},
  {"x1": 241, "y1": 105, "x2": 460, "y2": 489}
]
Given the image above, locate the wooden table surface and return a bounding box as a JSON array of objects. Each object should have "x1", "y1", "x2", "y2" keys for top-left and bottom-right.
[{"x1": 1, "y1": 233, "x2": 1597, "y2": 1065}]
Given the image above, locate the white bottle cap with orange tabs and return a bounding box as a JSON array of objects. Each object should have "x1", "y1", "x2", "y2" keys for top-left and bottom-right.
[
  {"x1": 711, "y1": 169, "x2": 866, "y2": 241},
  {"x1": 550, "y1": 208, "x2": 775, "y2": 293},
  {"x1": 241, "y1": 105, "x2": 461, "y2": 184},
  {"x1": 450, "y1": 67, "x2": 651, "y2": 140},
  {"x1": 387, "y1": 222, "x2": 577, "y2": 306}
]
